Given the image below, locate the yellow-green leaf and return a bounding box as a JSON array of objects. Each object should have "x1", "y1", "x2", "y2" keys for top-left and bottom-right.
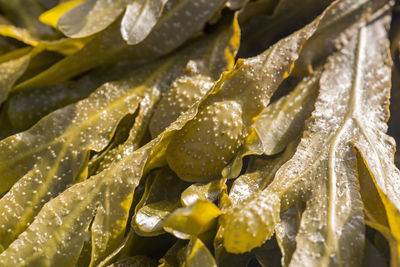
[
  {"x1": 15, "y1": 0, "x2": 226, "y2": 89},
  {"x1": 223, "y1": 12, "x2": 397, "y2": 267},
  {"x1": 163, "y1": 200, "x2": 222, "y2": 240},
  {"x1": 166, "y1": 9, "x2": 323, "y2": 183},
  {"x1": 39, "y1": 0, "x2": 85, "y2": 29}
]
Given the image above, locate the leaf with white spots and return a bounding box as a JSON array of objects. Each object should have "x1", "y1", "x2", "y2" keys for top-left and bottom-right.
[
  {"x1": 149, "y1": 13, "x2": 240, "y2": 138},
  {"x1": 222, "y1": 70, "x2": 321, "y2": 180},
  {"x1": 166, "y1": 6, "x2": 324, "y2": 183},
  {"x1": 15, "y1": 0, "x2": 227, "y2": 89},
  {"x1": 133, "y1": 167, "x2": 189, "y2": 236},
  {"x1": 0, "y1": 26, "x2": 242, "y2": 264},
  {"x1": 0, "y1": 47, "x2": 36, "y2": 105},
  {"x1": 121, "y1": 0, "x2": 167, "y2": 45},
  {"x1": 0, "y1": 48, "x2": 192, "y2": 254},
  {"x1": 222, "y1": 13, "x2": 400, "y2": 267}
]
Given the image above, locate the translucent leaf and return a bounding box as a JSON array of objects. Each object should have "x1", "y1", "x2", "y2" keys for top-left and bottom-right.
[
  {"x1": 163, "y1": 200, "x2": 222, "y2": 240},
  {"x1": 181, "y1": 178, "x2": 226, "y2": 207},
  {"x1": 182, "y1": 237, "x2": 217, "y2": 267},
  {"x1": 356, "y1": 150, "x2": 400, "y2": 267},
  {"x1": 0, "y1": 49, "x2": 191, "y2": 253},
  {"x1": 39, "y1": 0, "x2": 85, "y2": 29},
  {"x1": 121, "y1": 0, "x2": 167, "y2": 45},
  {"x1": 134, "y1": 168, "x2": 189, "y2": 236},
  {"x1": 222, "y1": 70, "x2": 321, "y2": 180},
  {"x1": 149, "y1": 13, "x2": 240, "y2": 137},
  {"x1": 222, "y1": 12, "x2": 399, "y2": 267},
  {"x1": 57, "y1": 0, "x2": 126, "y2": 38},
  {"x1": 0, "y1": 26, "x2": 240, "y2": 264},
  {"x1": 0, "y1": 47, "x2": 36, "y2": 105},
  {"x1": 166, "y1": 10, "x2": 323, "y2": 183},
  {"x1": 16, "y1": 0, "x2": 227, "y2": 89},
  {"x1": 0, "y1": 23, "x2": 91, "y2": 57}
]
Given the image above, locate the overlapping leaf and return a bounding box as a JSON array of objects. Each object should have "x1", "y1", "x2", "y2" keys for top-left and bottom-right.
[
  {"x1": 166, "y1": 7, "x2": 324, "y2": 183},
  {"x1": 0, "y1": 17, "x2": 239, "y2": 265},
  {"x1": 15, "y1": 0, "x2": 226, "y2": 89},
  {"x1": 222, "y1": 12, "x2": 400, "y2": 267}
]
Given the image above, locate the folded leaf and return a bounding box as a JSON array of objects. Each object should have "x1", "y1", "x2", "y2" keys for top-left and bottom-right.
[
  {"x1": 182, "y1": 237, "x2": 217, "y2": 267},
  {"x1": 356, "y1": 149, "x2": 400, "y2": 267},
  {"x1": 181, "y1": 178, "x2": 226, "y2": 207},
  {"x1": 149, "y1": 13, "x2": 240, "y2": 137},
  {"x1": 166, "y1": 10, "x2": 324, "y2": 183},
  {"x1": 223, "y1": 12, "x2": 397, "y2": 267},
  {"x1": 0, "y1": 49, "x2": 190, "y2": 253},
  {"x1": 222, "y1": 70, "x2": 321, "y2": 180},
  {"x1": 163, "y1": 200, "x2": 222, "y2": 240},
  {"x1": 134, "y1": 168, "x2": 189, "y2": 236}
]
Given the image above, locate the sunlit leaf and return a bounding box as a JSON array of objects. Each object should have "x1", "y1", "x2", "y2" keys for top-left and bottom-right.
[
  {"x1": 166, "y1": 9, "x2": 323, "y2": 183},
  {"x1": 121, "y1": 0, "x2": 167, "y2": 45},
  {"x1": 0, "y1": 47, "x2": 191, "y2": 254},
  {"x1": 149, "y1": 13, "x2": 240, "y2": 137},
  {"x1": 134, "y1": 168, "x2": 189, "y2": 236},
  {"x1": 163, "y1": 200, "x2": 222, "y2": 240},
  {"x1": 15, "y1": 0, "x2": 227, "y2": 89},
  {"x1": 222, "y1": 70, "x2": 320, "y2": 180},
  {"x1": 222, "y1": 12, "x2": 398, "y2": 267},
  {"x1": 39, "y1": 0, "x2": 85, "y2": 29},
  {"x1": 0, "y1": 47, "x2": 37, "y2": 105},
  {"x1": 57, "y1": 0, "x2": 126, "y2": 38}
]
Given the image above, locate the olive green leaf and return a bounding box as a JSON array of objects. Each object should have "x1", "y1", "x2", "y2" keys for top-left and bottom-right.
[
  {"x1": 57, "y1": 0, "x2": 126, "y2": 38},
  {"x1": 223, "y1": 13, "x2": 398, "y2": 267},
  {"x1": 0, "y1": 50, "x2": 190, "y2": 253},
  {"x1": 0, "y1": 67, "x2": 213, "y2": 265},
  {"x1": 222, "y1": 70, "x2": 321, "y2": 180},
  {"x1": 166, "y1": 2, "x2": 326, "y2": 183},
  {"x1": 0, "y1": 22, "x2": 241, "y2": 264},
  {"x1": 356, "y1": 150, "x2": 400, "y2": 267},
  {"x1": 237, "y1": 0, "x2": 332, "y2": 58},
  {"x1": 15, "y1": 0, "x2": 226, "y2": 89},
  {"x1": 163, "y1": 200, "x2": 222, "y2": 240},
  {"x1": 134, "y1": 168, "x2": 189, "y2": 236},
  {"x1": 292, "y1": 0, "x2": 392, "y2": 76},
  {"x1": 121, "y1": 0, "x2": 167, "y2": 45},
  {"x1": 159, "y1": 238, "x2": 217, "y2": 267},
  {"x1": 181, "y1": 178, "x2": 226, "y2": 207},
  {"x1": 182, "y1": 237, "x2": 217, "y2": 267},
  {"x1": 0, "y1": 23, "x2": 90, "y2": 56},
  {"x1": 39, "y1": 0, "x2": 85, "y2": 29},
  {"x1": 149, "y1": 13, "x2": 240, "y2": 137},
  {"x1": 0, "y1": 47, "x2": 38, "y2": 105},
  {"x1": 0, "y1": 0, "x2": 55, "y2": 38},
  {"x1": 91, "y1": 89, "x2": 157, "y2": 175}
]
